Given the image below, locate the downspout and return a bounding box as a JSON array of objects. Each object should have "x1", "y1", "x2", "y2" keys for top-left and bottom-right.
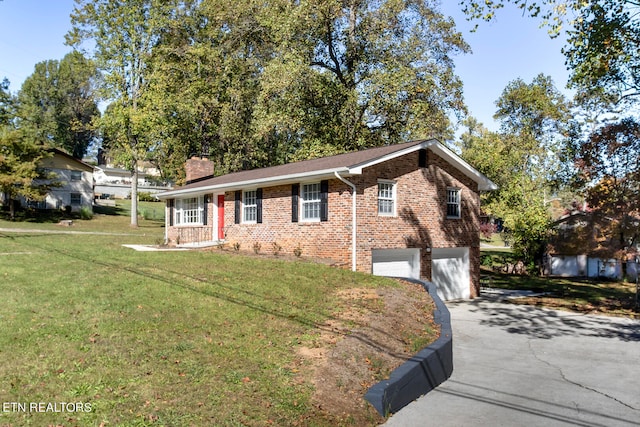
[
  {"x1": 164, "y1": 201, "x2": 169, "y2": 245},
  {"x1": 334, "y1": 171, "x2": 357, "y2": 272}
]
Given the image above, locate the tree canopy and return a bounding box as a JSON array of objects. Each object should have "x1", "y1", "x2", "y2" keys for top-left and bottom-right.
[
  {"x1": 67, "y1": 0, "x2": 181, "y2": 226},
  {"x1": 0, "y1": 79, "x2": 56, "y2": 219},
  {"x1": 459, "y1": 74, "x2": 570, "y2": 267},
  {"x1": 17, "y1": 51, "x2": 100, "y2": 159},
  {"x1": 138, "y1": 0, "x2": 470, "y2": 182},
  {"x1": 573, "y1": 117, "x2": 640, "y2": 256}
]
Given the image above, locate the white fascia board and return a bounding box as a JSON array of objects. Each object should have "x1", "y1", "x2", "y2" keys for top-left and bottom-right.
[
  {"x1": 347, "y1": 140, "x2": 432, "y2": 174},
  {"x1": 429, "y1": 142, "x2": 498, "y2": 191},
  {"x1": 155, "y1": 167, "x2": 352, "y2": 199}
]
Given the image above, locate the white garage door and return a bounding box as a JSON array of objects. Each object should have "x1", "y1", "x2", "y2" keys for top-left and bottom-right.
[
  {"x1": 431, "y1": 247, "x2": 470, "y2": 301},
  {"x1": 372, "y1": 248, "x2": 421, "y2": 280}
]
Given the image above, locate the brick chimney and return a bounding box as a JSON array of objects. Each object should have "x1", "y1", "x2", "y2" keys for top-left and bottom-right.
[{"x1": 185, "y1": 156, "x2": 214, "y2": 184}]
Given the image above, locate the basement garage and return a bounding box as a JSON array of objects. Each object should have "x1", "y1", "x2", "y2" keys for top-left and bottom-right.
[
  {"x1": 431, "y1": 247, "x2": 470, "y2": 300},
  {"x1": 371, "y1": 248, "x2": 421, "y2": 280}
]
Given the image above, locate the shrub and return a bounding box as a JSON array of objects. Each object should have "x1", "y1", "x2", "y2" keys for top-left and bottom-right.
[
  {"x1": 481, "y1": 254, "x2": 493, "y2": 267},
  {"x1": 79, "y1": 206, "x2": 93, "y2": 220},
  {"x1": 138, "y1": 192, "x2": 156, "y2": 202},
  {"x1": 272, "y1": 242, "x2": 282, "y2": 256},
  {"x1": 253, "y1": 242, "x2": 261, "y2": 254},
  {"x1": 293, "y1": 244, "x2": 303, "y2": 258}
]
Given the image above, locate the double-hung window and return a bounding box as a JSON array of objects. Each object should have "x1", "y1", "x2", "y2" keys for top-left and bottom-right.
[
  {"x1": 377, "y1": 180, "x2": 396, "y2": 216},
  {"x1": 175, "y1": 196, "x2": 203, "y2": 225},
  {"x1": 70, "y1": 193, "x2": 82, "y2": 206},
  {"x1": 71, "y1": 170, "x2": 82, "y2": 181},
  {"x1": 446, "y1": 188, "x2": 461, "y2": 218},
  {"x1": 243, "y1": 190, "x2": 257, "y2": 223},
  {"x1": 301, "y1": 183, "x2": 321, "y2": 221}
]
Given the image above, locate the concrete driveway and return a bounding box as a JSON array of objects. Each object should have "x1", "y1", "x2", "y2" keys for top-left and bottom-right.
[{"x1": 383, "y1": 295, "x2": 640, "y2": 427}]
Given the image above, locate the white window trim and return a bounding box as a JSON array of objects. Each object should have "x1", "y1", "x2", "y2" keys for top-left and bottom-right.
[
  {"x1": 446, "y1": 188, "x2": 461, "y2": 219},
  {"x1": 242, "y1": 189, "x2": 258, "y2": 224},
  {"x1": 175, "y1": 196, "x2": 204, "y2": 226},
  {"x1": 377, "y1": 179, "x2": 397, "y2": 217},
  {"x1": 301, "y1": 182, "x2": 321, "y2": 222}
]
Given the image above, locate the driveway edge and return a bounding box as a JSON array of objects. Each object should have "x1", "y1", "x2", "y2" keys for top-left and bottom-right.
[{"x1": 365, "y1": 279, "x2": 453, "y2": 416}]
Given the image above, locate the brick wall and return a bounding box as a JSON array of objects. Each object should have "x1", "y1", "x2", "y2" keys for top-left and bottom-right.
[
  {"x1": 166, "y1": 148, "x2": 481, "y2": 296},
  {"x1": 185, "y1": 157, "x2": 214, "y2": 183}
]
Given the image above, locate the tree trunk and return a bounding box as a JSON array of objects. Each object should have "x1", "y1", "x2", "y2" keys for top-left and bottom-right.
[
  {"x1": 9, "y1": 198, "x2": 16, "y2": 220},
  {"x1": 130, "y1": 161, "x2": 139, "y2": 228}
]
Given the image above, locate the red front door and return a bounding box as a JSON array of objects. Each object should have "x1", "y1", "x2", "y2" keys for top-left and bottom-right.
[{"x1": 217, "y1": 194, "x2": 225, "y2": 240}]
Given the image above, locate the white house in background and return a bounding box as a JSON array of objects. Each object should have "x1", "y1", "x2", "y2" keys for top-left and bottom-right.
[
  {"x1": 27, "y1": 148, "x2": 95, "y2": 212},
  {"x1": 93, "y1": 148, "x2": 173, "y2": 199},
  {"x1": 93, "y1": 166, "x2": 173, "y2": 199}
]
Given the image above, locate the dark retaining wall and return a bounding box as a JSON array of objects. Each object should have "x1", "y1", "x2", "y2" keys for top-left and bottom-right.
[{"x1": 364, "y1": 279, "x2": 453, "y2": 416}]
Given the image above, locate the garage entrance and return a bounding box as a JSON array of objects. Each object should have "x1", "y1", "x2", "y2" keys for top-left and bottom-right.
[
  {"x1": 431, "y1": 247, "x2": 470, "y2": 300},
  {"x1": 371, "y1": 248, "x2": 421, "y2": 280}
]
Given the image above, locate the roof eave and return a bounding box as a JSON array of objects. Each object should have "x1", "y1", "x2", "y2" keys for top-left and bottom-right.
[{"x1": 155, "y1": 167, "x2": 352, "y2": 199}]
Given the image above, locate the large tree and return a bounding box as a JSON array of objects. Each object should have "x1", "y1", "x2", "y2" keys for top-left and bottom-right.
[
  {"x1": 574, "y1": 117, "x2": 640, "y2": 258},
  {"x1": 17, "y1": 51, "x2": 100, "y2": 159},
  {"x1": 258, "y1": 0, "x2": 470, "y2": 160},
  {"x1": 0, "y1": 79, "x2": 56, "y2": 219},
  {"x1": 67, "y1": 0, "x2": 179, "y2": 226},
  {"x1": 460, "y1": 75, "x2": 570, "y2": 268},
  {"x1": 147, "y1": 0, "x2": 471, "y2": 182},
  {"x1": 144, "y1": 0, "x2": 277, "y2": 182}
]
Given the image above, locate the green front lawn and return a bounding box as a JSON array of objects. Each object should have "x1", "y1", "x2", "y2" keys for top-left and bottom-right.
[{"x1": 0, "y1": 211, "x2": 423, "y2": 426}]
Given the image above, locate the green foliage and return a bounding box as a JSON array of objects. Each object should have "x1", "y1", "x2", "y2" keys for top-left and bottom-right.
[
  {"x1": 67, "y1": 0, "x2": 180, "y2": 226},
  {"x1": 17, "y1": 51, "x2": 100, "y2": 159},
  {"x1": 136, "y1": 191, "x2": 156, "y2": 202},
  {"x1": 79, "y1": 206, "x2": 93, "y2": 220},
  {"x1": 257, "y1": 0, "x2": 469, "y2": 158},
  {"x1": 460, "y1": 75, "x2": 569, "y2": 268},
  {"x1": 0, "y1": 80, "x2": 56, "y2": 219},
  {"x1": 142, "y1": 0, "x2": 469, "y2": 181}
]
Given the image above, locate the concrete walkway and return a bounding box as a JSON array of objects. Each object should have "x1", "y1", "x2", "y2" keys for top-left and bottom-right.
[{"x1": 383, "y1": 296, "x2": 640, "y2": 427}]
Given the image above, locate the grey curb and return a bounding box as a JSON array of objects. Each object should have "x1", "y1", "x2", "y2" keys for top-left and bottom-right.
[{"x1": 365, "y1": 279, "x2": 453, "y2": 416}]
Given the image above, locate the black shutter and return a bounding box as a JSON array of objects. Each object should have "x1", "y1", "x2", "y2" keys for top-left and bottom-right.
[
  {"x1": 168, "y1": 199, "x2": 174, "y2": 226},
  {"x1": 234, "y1": 190, "x2": 241, "y2": 224},
  {"x1": 320, "y1": 180, "x2": 329, "y2": 222},
  {"x1": 203, "y1": 195, "x2": 209, "y2": 225},
  {"x1": 256, "y1": 188, "x2": 263, "y2": 224},
  {"x1": 291, "y1": 184, "x2": 299, "y2": 223},
  {"x1": 419, "y1": 149, "x2": 428, "y2": 168}
]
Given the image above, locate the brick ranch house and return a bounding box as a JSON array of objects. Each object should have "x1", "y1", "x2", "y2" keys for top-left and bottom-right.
[{"x1": 156, "y1": 139, "x2": 496, "y2": 300}]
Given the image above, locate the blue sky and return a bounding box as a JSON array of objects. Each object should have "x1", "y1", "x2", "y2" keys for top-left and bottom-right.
[{"x1": 0, "y1": 0, "x2": 571, "y2": 133}]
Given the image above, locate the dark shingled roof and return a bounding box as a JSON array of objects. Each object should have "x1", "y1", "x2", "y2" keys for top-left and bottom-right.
[
  {"x1": 174, "y1": 140, "x2": 425, "y2": 190},
  {"x1": 157, "y1": 139, "x2": 496, "y2": 198}
]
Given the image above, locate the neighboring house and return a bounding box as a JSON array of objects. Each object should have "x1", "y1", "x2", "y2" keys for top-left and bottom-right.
[
  {"x1": 93, "y1": 166, "x2": 173, "y2": 199},
  {"x1": 18, "y1": 148, "x2": 95, "y2": 212},
  {"x1": 27, "y1": 148, "x2": 94, "y2": 212},
  {"x1": 545, "y1": 210, "x2": 639, "y2": 280},
  {"x1": 93, "y1": 147, "x2": 173, "y2": 198},
  {"x1": 156, "y1": 139, "x2": 497, "y2": 300}
]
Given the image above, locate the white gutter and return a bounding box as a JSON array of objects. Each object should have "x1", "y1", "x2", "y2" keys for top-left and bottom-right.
[{"x1": 334, "y1": 171, "x2": 357, "y2": 272}]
